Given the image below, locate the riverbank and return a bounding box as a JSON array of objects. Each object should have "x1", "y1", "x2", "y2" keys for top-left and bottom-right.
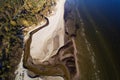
[{"x1": 15, "y1": 0, "x2": 66, "y2": 80}]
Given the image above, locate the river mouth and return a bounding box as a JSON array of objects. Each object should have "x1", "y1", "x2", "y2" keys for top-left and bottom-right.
[{"x1": 15, "y1": 0, "x2": 120, "y2": 80}]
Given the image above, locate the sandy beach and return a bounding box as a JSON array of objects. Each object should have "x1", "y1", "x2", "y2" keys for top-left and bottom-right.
[{"x1": 30, "y1": 0, "x2": 66, "y2": 63}]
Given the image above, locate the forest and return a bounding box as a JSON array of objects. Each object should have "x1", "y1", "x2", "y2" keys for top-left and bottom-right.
[{"x1": 0, "y1": 0, "x2": 56, "y2": 79}]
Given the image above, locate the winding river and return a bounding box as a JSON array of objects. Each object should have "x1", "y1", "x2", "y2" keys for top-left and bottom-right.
[{"x1": 15, "y1": 0, "x2": 71, "y2": 80}]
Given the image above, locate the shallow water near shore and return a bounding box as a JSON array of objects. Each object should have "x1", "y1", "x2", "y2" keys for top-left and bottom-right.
[{"x1": 75, "y1": 0, "x2": 120, "y2": 80}]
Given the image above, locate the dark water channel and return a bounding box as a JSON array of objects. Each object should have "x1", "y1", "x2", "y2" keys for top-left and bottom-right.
[{"x1": 71, "y1": 0, "x2": 120, "y2": 80}]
